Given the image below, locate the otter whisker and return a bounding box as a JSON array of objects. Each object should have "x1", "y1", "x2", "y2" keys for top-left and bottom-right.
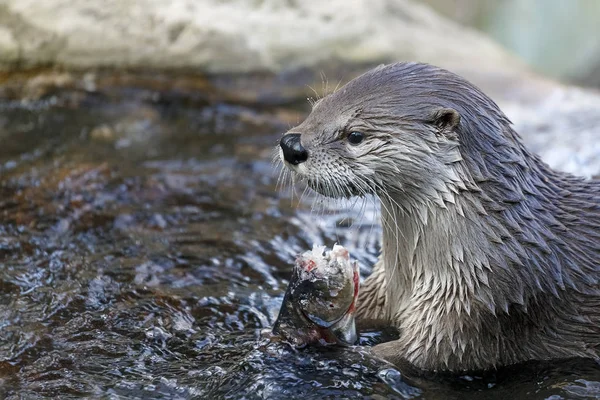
[
  {"x1": 320, "y1": 70, "x2": 329, "y2": 98},
  {"x1": 369, "y1": 180, "x2": 404, "y2": 280},
  {"x1": 299, "y1": 183, "x2": 311, "y2": 207},
  {"x1": 375, "y1": 184, "x2": 407, "y2": 243},
  {"x1": 350, "y1": 176, "x2": 398, "y2": 266},
  {"x1": 274, "y1": 158, "x2": 287, "y2": 193},
  {"x1": 310, "y1": 175, "x2": 324, "y2": 216},
  {"x1": 333, "y1": 77, "x2": 344, "y2": 94},
  {"x1": 290, "y1": 171, "x2": 304, "y2": 207},
  {"x1": 307, "y1": 84, "x2": 321, "y2": 104},
  {"x1": 383, "y1": 190, "x2": 402, "y2": 296},
  {"x1": 353, "y1": 175, "x2": 383, "y2": 246},
  {"x1": 348, "y1": 178, "x2": 377, "y2": 252}
]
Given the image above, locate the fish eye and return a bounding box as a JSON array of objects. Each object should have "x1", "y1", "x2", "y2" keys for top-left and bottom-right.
[{"x1": 347, "y1": 131, "x2": 364, "y2": 145}]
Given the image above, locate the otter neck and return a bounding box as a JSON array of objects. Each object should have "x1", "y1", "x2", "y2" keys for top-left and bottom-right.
[
  {"x1": 377, "y1": 145, "x2": 586, "y2": 322},
  {"x1": 379, "y1": 194, "x2": 496, "y2": 320}
]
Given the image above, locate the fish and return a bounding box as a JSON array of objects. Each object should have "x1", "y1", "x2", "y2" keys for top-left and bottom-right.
[{"x1": 272, "y1": 244, "x2": 359, "y2": 347}]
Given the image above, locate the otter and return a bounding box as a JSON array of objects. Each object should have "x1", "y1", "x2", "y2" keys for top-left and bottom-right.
[{"x1": 278, "y1": 62, "x2": 600, "y2": 372}]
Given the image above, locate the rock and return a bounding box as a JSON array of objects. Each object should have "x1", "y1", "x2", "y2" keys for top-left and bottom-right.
[
  {"x1": 89, "y1": 125, "x2": 116, "y2": 142},
  {"x1": 0, "y1": 0, "x2": 550, "y2": 108},
  {"x1": 420, "y1": 0, "x2": 600, "y2": 84},
  {"x1": 500, "y1": 87, "x2": 600, "y2": 177},
  {"x1": 0, "y1": 0, "x2": 522, "y2": 76},
  {"x1": 0, "y1": 25, "x2": 18, "y2": 65}
]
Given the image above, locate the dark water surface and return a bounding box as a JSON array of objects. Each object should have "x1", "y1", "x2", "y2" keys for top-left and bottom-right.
[{"x1": 0, "y1": 93, "x2": 599, "y2": 399}]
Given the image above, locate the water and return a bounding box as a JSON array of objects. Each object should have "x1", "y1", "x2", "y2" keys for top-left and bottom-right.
[{"x1": 0, "y1": 90, "x2": 599, "y2": 399}]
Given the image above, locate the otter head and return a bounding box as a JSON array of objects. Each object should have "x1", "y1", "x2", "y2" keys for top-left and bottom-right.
[{"x1": 278, "y1": 63, "x2": 494, "y2": 203}]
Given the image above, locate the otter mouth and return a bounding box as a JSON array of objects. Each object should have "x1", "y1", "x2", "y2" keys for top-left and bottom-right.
[
  {"x1": 279, "y1": 148, "x2": 363, "y2": 199},
  {"x1": 306, "y1": 178, "x2": 362, "y2": 199}
]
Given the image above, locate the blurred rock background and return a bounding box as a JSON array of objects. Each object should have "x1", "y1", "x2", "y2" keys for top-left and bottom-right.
[
  {"x1": 422, "y1": 0, "x2": 600, "y2": 87},
  {"x1": 1, "y1": 0, "x2": 599, "y2": 85}
]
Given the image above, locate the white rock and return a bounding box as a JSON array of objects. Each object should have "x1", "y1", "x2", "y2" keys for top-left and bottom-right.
[
  {"x1": 0, "y1": 0, "x2": 523, "y2": 74},
  {"x1": 0, "y1": 26, "x2": 18, "y2": 65}
]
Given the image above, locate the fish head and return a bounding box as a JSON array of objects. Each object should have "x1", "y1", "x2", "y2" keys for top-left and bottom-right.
[{"x1": 273, "y1": 245, "x2": 359, "y2": 347}]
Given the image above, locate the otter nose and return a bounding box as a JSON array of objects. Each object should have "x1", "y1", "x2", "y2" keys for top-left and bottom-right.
[{"x1": 280, "y1": 133, "x2": 308, "y2": 165}]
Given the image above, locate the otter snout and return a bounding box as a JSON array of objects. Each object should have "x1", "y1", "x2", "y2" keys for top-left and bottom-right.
[{"x1": 280, "y1": 133, "x2": 308, "y2": 165}]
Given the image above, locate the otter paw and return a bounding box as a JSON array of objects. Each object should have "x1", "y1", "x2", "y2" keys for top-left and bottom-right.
[{"x1": 371, "y1": 340, "x2": 407, "y2": 367}]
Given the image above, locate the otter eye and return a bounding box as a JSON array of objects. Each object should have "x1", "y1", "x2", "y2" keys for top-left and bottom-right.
[{"x1": 347, "y1": 131, "x2": 364, "y2": 145}]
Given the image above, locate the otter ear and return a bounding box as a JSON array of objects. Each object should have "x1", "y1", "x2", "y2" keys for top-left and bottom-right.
[{"x1": 430, "y1": 108, "x2": 460, "y2": 134}]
